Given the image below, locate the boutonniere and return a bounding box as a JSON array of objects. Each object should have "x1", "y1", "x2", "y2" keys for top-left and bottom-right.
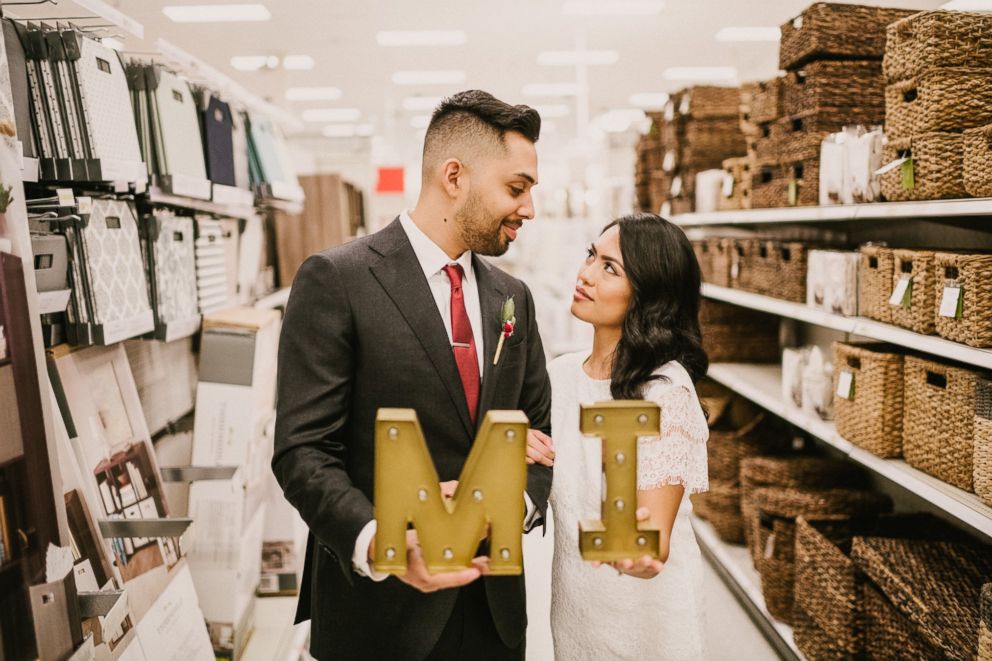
[{"x1": 493, "y1": 296, "x2": 516, "y2": 365}]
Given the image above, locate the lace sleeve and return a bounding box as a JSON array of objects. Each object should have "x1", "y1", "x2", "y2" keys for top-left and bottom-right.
[{"x1": 636, "y1": 383, "x2": 709, "y2": 493}]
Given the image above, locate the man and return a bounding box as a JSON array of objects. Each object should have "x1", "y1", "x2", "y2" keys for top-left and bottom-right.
[{"x1": 273, "y1": 90, "x2": 554, "y2": 660}]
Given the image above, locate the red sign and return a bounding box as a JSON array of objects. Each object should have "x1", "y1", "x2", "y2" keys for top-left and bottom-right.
[{"x1": 376, "y1": 167, "x2": 404, "y2": 193}]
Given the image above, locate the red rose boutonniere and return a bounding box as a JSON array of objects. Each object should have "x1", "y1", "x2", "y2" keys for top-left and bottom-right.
[{"x1": 493, "y1": 296, "x2": 516, "y2": 365}]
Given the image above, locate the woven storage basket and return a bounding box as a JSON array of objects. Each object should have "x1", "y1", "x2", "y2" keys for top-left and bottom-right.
[
  {"x1": 747, "y1": 77, "x2": 785, "y2": 125},
  {"x1": 981, "y1": 584, "x2": 992, "y2": 661},
  {"x1": 648, "y1": 171, "x2": 671, "y2": 214},
  {"x1": 880, "y1": 133, "x2": 967, "y2": 202},
  {"x1": 751, "y1": 156, "x2": 820, "y2": 209},
  {"x1": 964, "y1": 124, "x2": 992, "y2": 198},
  {"x1": 853, "y1": 536, "x2": 992, "y2": 660},
  {"x1": 784, "y1": 60, "x2": 885, "y2": 118},
  {"x1": 692, "y1": 240, "x2": 714, "y2": 284},
  {"x1": 764, "y1": 108, "x2": 885, "y2": 164},
  {"x1": 832, "y1": 342, "x2": 905, "y2": 458},
  {"x1": 861, "y1": 581, "x2": 946, "y2": 661},
  {"x1": 752, "y1": 487, "x2": 891, "y2": 623},
  {"x1": 889, "y1": 249, "x2": 937, "y2": 334},
  {"x1": 679, "y1": 85, "x2": 741, "y2": 120},
  {"x1": 885, "y1": 69, "x2": 992, "y2": 139},
  {"x1": 903, "y1": 355, "x2": 980, "y2": 491},
  {"x1": 718, "y1": 157, "x2": 751, "y2": 211},
  {"x1": 977, "y1": 378, "x2": 992, "y2": 508},
  {"x1": 934, "y1": 252, "x2": 992, "y2": 348},
  {"x1": 780, "y1": 3, "x2": 918, "y2": 70},
  {"x1": 707, "y1": 238, "x2": 736, "y2": 287},
  {"x1": 707, "y1": 397, "x2": 777, "y2": 483},
  {"x1": 699, "y1": 299, "x2": 781, "y2": 364},
  {"x1": 730, "y1": 238, "x2": 760, "y2": 292},
  {"x1": 681, "y1": 117, "x2": 748, "y2": 168},
  {"x1": 884, "y1": 10, "x2": 992, "y2": 83},
  {"x1": 859, "y1": 245, "x2": 895, "y2": 324},
  {"x1": 691, "y1": 480, "x2": 745, "y2": 544},
  {"x1": 751, "y1": 240, "x2": 808, "y2": 303}
]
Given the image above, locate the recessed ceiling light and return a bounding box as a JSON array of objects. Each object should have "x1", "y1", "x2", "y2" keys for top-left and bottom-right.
[
  {"x1": 162, "y1": 4, "x2": 271, "y2": 23},
  {"x1": 537, "y1": 50, "x2": 619, "y2": 66},
  {"x1": 662, "y1": 66, "x2": 737, "y2": 81},
  {"x1": 522, "y1": 83, "x2": 580, "y2": 97},
  {"x1": 392, "y1": 70, "x2": 466, "y2": 85},
  {"x1": 532, "y1": 104, "x2": 570, "y2": 118},
  {"x1": 285, "y1": 86, "x2": 342, "y2": 101},
  {"x1": 231, "y1": 55, "x2": 278, "y2": 71},
  {"x1": 940, "y1": 0, "x2": 992, "y2": 9},
  {"x1": 101, "y1": 37, "x2": 124, "y2": 51},
  {"x1": 402, "y1": 96, "x2": 443, "y2": 111},
  {"x1": 715, "y1": 27, "x2": 781, "y2": 42},
  {"x1": 282, "y1": 55, "x2": 315, "y2": 70},
  {"x1": 377, "y1": 30, "x2": 467, "y2": 46},
  {"x1": 302, "y1": 108, "x2": 361, "y2": 122},
  {"x1": 629, "y1": 92, "x2": 670, "y2": 109},
  {"x1": 562, "y1": 1, "x2": 664, "y2": 16},
  {"x1": 410, "y1": 115, "x2": 432, "y2": 129}
]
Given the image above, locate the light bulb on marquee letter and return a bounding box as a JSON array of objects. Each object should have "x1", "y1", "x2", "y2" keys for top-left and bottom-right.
[
  {"x1": 373, "y1": 408, "x2": 529, "y2": 575},
  {"x1": 578, "y1": 401, "x2": 662, "y2": 561}
]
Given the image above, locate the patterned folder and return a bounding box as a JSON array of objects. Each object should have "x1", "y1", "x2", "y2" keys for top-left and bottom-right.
[
  {"x1": 148, "y1": 210, "x2": 198, "y2": 325},
  {"x1": 2, "y1": 19, "x2": 38, "y2": 158},
  {"x1": 74, "y1": 35, "x2": 142, "y2": 166},
  {"x1": 194, "y1": 218, "x2": 230, "y2": 314}
]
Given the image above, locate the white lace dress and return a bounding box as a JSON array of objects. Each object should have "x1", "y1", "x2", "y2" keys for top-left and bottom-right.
[{"x1": 548, "y1": 352, "x2": 709, "y2": 661}]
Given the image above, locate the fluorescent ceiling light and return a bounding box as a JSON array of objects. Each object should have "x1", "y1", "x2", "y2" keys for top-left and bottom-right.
[
  {"x1": 162, "y1": 4, "x2": 270, "y2": 23},
  {"x1": 101, "y1": 37, "x2": 124, "y2": 51},
  {"x1": 231, "y1": 55, "x2": 278, "y2": 71},
  {"x1": 532, "y1": 104, "x2": 570, "y2": 118},
  {"x1": 940, "y1": 0, "x2": 992, "y2": 9},
  {"x1": 663, "y1": 66, "x2": 737, "y2": 81},
  {"x1": 537, "y1": 50, "x2": 618, "y2": 65},
  {"x1": 282, "y1": 55, "x2": 315, "y2": 70},
  {"x1": 522, "y1": 82, "x2": 580, "y2": 97},
  {"x1": 302, "y1": 108, "x2": 361, "y2": 122},
  {"x1": 377, "y1": 30, "x2": 467, "y2": 46},
  {"x1": 402, "y1": 96, "x2": 442, "y2": 111},
  {"x1": 392, "y1": 70, "x2": 466, "y2": 85},
  {"x1": 410, "y1": 115, "x2": 432, "y2": 129},
  {"x1": 322, "y1": 123, "x2": 374, "y2": 138},
  {"x1": 598, "y1": 108, "x2": 646, "y2": 133},
  {"x1": 285, "y1": 86, "x2": 342, "y2": 101},
  {"x1": 715, "y1": 26, "x2": 780, "y2": 42},
  {"x1": 562, "y1": 1, "x2": 664, "y2": 16},
  {"x1": 628, "y1": 92, "x2": 669, "y2": 109}
]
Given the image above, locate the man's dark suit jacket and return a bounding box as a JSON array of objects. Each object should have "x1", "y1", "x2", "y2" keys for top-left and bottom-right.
[{"x1": 272, "y1": 218, "x2": 553, "y2": 660}]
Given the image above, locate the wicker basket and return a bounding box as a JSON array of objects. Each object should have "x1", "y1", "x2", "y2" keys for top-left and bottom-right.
[
  {"x1": 749, "y1": 240, "x2": 808, "y2": 303},
  {"x1": 779, "y1": 3, "x2": 918, "y2": 71},
  {"x1": 853, "y1": 536, "x2": 992, "y2": 660},
  {"x1": 691, "y1": 480, "x2": 745, "y2": 544},
  {"x1": 679, "y1": 85, "x2": 742, "y2": 120},
  {"x1": 707, "y1": 398, "x2": 778, "y2": 483},
  {"x1": 885, "y1": 69, "x2": 992, "y2": 139},
  {"x1": 648, "y1": 171, "x2": 671, "y2": 214},
  {"x1": 977, "y1": 379, "x2": 992, "y2": 509},
  {"x1": 718, "y1": 157, "x2": 752, "y2": 211},
  {"x1": 964, "y1": 124, "x2": 992, "y2": 198},
  {"x1": 884, "y1": 10, "x2": 992, "y2": 83},
  {"x1": 832, "y1": 342, "x2": 905, "y2": 458},
  {"x1": 751, "y1": 487, "x2": 892, "y2": 624},
  {"x1": 880, "y1": 132, "x2": 967, "y2": 202},
  {"x1": 859, "y1": 245, "x2": 895, "y2": 324},
  {"x1": 981, "y1": 584, "x2": 992, "y2": 661},
  {"x1": 708, "y1": 238, "x2": 736, "y2": 287},
  {"x1": 680, "y1": 117, "x2": 748, "y2": 168},
  {"x1": 700, "y1": 299, "x2": 781, "y2": 363},
  {"x1": 750, "y1": 156, "x2": 820, "y2": 209},
  {"x1": 692, "y1": 240, "x2": 713, "y2": 283},
  {"x1": 934, "y1": 252, "x2": 992, "y2": 348},
  {"x1": 784, "y1": 60, "x2": 885, "y2": 118},
  {"x1": 889, "y1": 249, "x2": 937, "y2": 334},
  {"x1": 861, "y1": 581, "x2": 946, "y2": 661},
  {"x1": 903, "y1": 355, "x2": 981, "y2": 491},
  {"x1": 747, "y1": 77, "x2": 785, "y2": 125},
  {"x1": 792, "y1": 604, "x2": 851, "y2": 661},
  {"x1": 763, "y1": 108, "x2": 884, "y2": 164}
]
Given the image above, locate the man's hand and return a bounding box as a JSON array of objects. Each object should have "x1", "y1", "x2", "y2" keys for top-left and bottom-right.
[
  {"x1": 590, "y1": 507, "x2": 665, "y2": 580},
  {"x1": 525, "y1": 429, "x2": 555, "y2": 466},
  {"x1": 390, "y1": 529, "x2": 482, "y2": 593}
]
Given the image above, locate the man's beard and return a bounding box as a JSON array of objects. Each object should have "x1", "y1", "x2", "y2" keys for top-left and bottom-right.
[{"x1": 455, "y1": 192, "x2": 511, "y2": 257}]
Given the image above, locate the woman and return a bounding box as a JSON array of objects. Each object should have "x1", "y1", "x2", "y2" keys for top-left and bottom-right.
[{"x1": 528, "y1": 213, "x2": 710, "y2": 660}]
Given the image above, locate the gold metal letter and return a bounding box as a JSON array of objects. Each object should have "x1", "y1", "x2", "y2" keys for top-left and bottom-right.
[
  {"x1": 373, "y1": 408, "x2": 528, "y2": 575},
  {"x1": 578, "y1": 401, "x2": 662, "y2": 561}
]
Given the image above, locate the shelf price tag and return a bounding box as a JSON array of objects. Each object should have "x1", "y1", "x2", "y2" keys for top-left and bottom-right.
[
  {"x1": 939, "y1": 284, "x2": 963, "y2": 319},
  {"x1": 901, "y1": 158, "x2": 915, "y2": 191},
  {"x1": 670, "y1": 176, "x2": 683, "y2": 197},
  {"x1": 889, "y1": 275, "x2": 913, "y2": 308},
  {"x1": 788, "y1": 179, "x2": 798, "y2": 206},
  {"x1": 56, "y1": 188, "x2": 75, "y2": 208},
  {"x1": 836, "y1": 370, "x2": 855, "y2": 400},
  {"x1": 663, "y1": 150, "x2": 676, "y2": 173},
  {"x1": 679, "y1": 94, "x2": 691, "y2": 115},
  {"x1": 722, "y1": 173, "x2": 734, "y2": 198}
]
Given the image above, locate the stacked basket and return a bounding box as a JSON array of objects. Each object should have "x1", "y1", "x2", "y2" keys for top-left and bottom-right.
[
  {"x1": 698, "y1": 299, "x2": 781, "y2": 364},
  {"x1": 881, "y1": 11, "x2": 992, "y2": 201}
]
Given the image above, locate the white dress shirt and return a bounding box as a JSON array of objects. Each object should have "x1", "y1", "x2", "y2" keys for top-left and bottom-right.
[{"x1": 351, "y1": 211, "x2": 538, "y2": 580}]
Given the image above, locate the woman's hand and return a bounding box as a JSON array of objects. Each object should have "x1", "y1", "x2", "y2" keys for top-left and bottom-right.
[
  {"x1": 525, "y1": 429, "x2": 555, "y2": 466},
  {"x1": 591, "y1": 507, "x2": 666, "y2": 579}
]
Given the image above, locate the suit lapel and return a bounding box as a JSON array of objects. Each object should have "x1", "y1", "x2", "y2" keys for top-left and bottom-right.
[
  {"x1": 369, "y1": 219, "x2": 474, "y2": 437},
  {"x1": 475, "y1": 255, "x2": 506, "y2": 422}
]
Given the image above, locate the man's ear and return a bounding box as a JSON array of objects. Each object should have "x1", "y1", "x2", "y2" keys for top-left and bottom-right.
[{"x1": 441, "y1": 158, "x2": 466, "y2": 199}]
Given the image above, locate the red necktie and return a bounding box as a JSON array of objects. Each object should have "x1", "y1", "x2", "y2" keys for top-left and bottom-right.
[{"x1": 442, "y1": 264, "x2": 480, "y2": 424}]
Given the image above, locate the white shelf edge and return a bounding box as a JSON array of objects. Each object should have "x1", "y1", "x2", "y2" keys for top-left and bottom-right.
[
  {"x1": 706, "y1": 363, "x2": 992, "y2": 540},
  {"x1": 691, "y1": 516, "x2": 803, "y2": 659},
  {"x1": 675, "y1": 198, "x2": 992, "y2": 226},
  {"x1": 701, "y1": 284, "x2": 992, "y2": 371}
]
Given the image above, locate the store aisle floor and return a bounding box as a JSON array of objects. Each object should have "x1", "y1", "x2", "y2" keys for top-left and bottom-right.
[{"x1": 523, "y1": 511, "x2": 779, "y2": 661}]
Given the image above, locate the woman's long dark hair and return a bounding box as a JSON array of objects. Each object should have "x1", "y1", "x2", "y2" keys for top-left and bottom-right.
[{"x1": 607, "y1": 213, "x2": 709, "y2": 400}]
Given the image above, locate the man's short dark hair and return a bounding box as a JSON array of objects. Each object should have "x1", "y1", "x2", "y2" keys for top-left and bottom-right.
[{"x1": 422, "y1": 90, "x2": 541, "y2": 175}]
